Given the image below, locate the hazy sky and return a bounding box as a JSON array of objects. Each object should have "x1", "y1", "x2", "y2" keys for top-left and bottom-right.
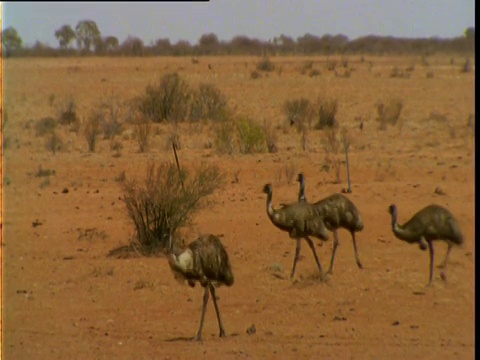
[{"x1": 2, "y1": 1, "x2": 475, "y2": 47}]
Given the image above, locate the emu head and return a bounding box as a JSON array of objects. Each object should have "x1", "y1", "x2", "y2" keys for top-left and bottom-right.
[
  {"x1": 296, "y1": 172, "x2": 304, "y2": 183},
  {"x1": 262, "y1": 183, "x2": 272, "y2": 194},
  {"x1": 388, "y1": 204, "x2": 397, "y2": 216}
]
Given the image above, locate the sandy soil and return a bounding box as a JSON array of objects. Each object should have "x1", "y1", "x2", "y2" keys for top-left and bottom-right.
[{"x1": 2, "y1": 55, "x2": 475, "y2": 359}]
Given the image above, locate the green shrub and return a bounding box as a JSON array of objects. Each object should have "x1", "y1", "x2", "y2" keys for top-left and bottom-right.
[
  {"x1": 236, "y1": 116, "x2": 267, "y2": 154},
  {"x1": 121, "y1": 161, "x2": 225, "y2": 255}
]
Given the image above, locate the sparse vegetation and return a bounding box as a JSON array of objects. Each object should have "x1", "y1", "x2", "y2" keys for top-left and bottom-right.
[
  {"x1": 58, "y1": 97, "x2": 78, "y2": 125},
  {"x1": 83, "y1": 109, "x2": 103, "y2": 152},
  {"x1": 137, "y1": 72, "x2": 190, "y2": 123},
  {"x1": 121, "y1": 161, "x2": 225, "y2": 255},
  {"x1": 214, "y1": 116, "x2": 237, "y2": 155},
  {"x1": 322, "y1": 127, "x2": 343, "y2": 183},
  {"x1": 262, "y1": 119, "x2": 278, "y2": 153},
  {"x1": 314, "y1": 98, "x2": 338, "y2": 129},
  {"x1": 236, "y1": 116, "x2": 267, "y2": 154},
  {"x1": 45, "y1": 131, "x2": 64, "y2": 154},
  {"x1": 376, "y1": 98, "x2": 404, "y2": 130},
  {"x1": 35, "y1": 117, "x2": 57, "y2": 137},
  {"x1": 256, "y1": 56, "x2": 275, "y2": 72},
  {"x1": 188, "y1": 83, "x2": 229, "y2": 122},
  {"x1": 283, "y1": 97, "x2": 314, "y2": 132},
  {"x1": 250, "y1": 70, "x2": 261, "y2": 79}
]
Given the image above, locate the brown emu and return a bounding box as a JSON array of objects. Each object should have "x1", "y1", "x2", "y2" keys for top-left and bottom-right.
[
  {"x1": 167, "y1": 234, "x2": 234, "y2": 341},
  {"x1": 297, "y1": 172, "x2": 364, "y2": 274},
  {"x1": 263, "y1": 183, "x2": 329, "y2": 280},
  {"x1": 388, "y1": 204, "x2": 463, "y2": 286}
]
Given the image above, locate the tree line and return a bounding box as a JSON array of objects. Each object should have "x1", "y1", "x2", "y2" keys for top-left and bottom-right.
[{"x1": 1, "y1": 19, "x2": 475, "y2": 58}]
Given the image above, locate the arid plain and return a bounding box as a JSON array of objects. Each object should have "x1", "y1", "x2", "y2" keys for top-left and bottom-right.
[{"x1": 2, "y1": 55, "x2": 475, "y2": 359}]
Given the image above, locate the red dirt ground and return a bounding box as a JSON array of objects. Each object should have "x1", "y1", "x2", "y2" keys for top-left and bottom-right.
[{"x1": 2, "y1": 56, "x2": 475, "y2": 359}]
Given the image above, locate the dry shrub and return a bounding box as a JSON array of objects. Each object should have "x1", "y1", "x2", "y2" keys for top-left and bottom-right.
[
  {"x1": 133, "y1": 115, "x2": 151, "y2": 153},
  {"x1": 84, "y1": 110, "x2": 102, "y2": 152},
  {"x1": 138, "y1": 72, "x2": 190, "y2": 123},
  {"x1": 376, "y1": 98, "x2": 404, "y2": 130},
  {"x1": 284, "y1": 162, "x2": 298, "y2": 185},
  {"x1": 389, "y1": 67, "x2": 409, "y2": 78},
  {"x1": 315, "y1": 98, "x2": 338, "y2": 129},
  {"x1": 45, "y1": 131, "x2": 64, "y2": 154},
  {"x1": 326, "y1": 59, "x2": 337, "y2": 71},
  {"x1": 322, "y1": 128, "x2": 342, "y2": 183},
  {"x1": 251, "y1": 70, "x2": 261, "y2": 79},
  {"x1": 283, "y1": 97, "x2": 314, "y2": 131},
  {"x1": 121, "y1": 161, "x2": 225, "y2": 255},
  {"x1": 262, "y1": 119, "x2": 278, "y2": 153},
  {"x1": 58, "y1": 97, "x2": 78, "y2": 125},
  {"x1": 309, "y1": 69, "x2": 321, "y2": 77},
  {"x1": 214, "y1": 117, "x2": 236, "y2": 155},
  {"x1": 99, "y1": 93, "x2": 124, "y2": 139},
  {"x1": 256, "y1": 56, "x2": 275, "y2": 72},
  {"x1": 35, "y1": 117, "x2": 57, "y2": 137},
  {"x1": 188, "y1": 83, "x2": 228, "y2": 122}
]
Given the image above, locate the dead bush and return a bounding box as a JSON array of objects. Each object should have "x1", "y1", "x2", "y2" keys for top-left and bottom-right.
[
  {"x1": 121, "y1": 161, "x2": 225, "y2": 255},
  {"x1": 314, "y1": 98, "x2": 338, "y2": 129},
  {"x1": 376, "y1": 98, "x2": 404, "y2": 130}
]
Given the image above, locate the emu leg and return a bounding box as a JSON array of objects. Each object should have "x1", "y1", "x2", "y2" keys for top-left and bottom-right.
[
  {"x1": 209, "y1": 284, "x2": 227, "y2": 337},
  {"x1": 195, "y1": 286, "x2": 210, "y2": 341},
  {"x1": 439, "y1": 243, "x2": 453, "y2": 282},
  {"x1": 426, "y1": 241, "x2": 435, "y2": 287},
  {"x1": 304, "y1": 236, "x2": 324, "y2": 280},
  {"x1": 327, "y1": 230, "x2": 339, "y2": 274},
  {"x1": 351, "y1": 231, "x2": 363, "y2": 269},
  {"x1": 290, "y1": 238, "x2": 302, "y2": 279}
]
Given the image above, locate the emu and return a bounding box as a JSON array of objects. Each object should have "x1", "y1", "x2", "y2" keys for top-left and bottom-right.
[
  {"x1": 297, "y1": 172, "x2": 364, "y2": 274},
  {"x1": 263, "y1": 183, "x2": 329, "y2": 280},
  {"x1": 167, "y1": 234, "x2": 234, "y2": 341},
  {"x1": 388, "y1": 204, "x2": 463, "y2": 286}
]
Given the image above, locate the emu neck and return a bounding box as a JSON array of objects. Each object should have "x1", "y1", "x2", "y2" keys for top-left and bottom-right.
[
  {"x1": 390, "y1": 209, "x2": 414, "y2": 242},
  {"x1": 298, "y1": 181, "x2": 306, "y2": 202},
  {"x1": 265, "y1": 190, "x2": 274, "y2": 218}
]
